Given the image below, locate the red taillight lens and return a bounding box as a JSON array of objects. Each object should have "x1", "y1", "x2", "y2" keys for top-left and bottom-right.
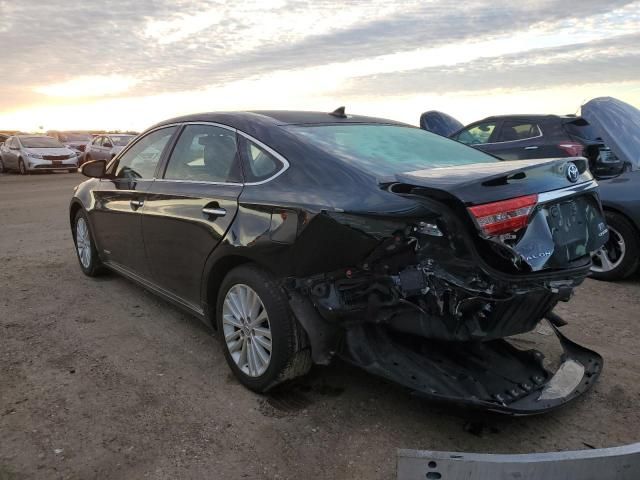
[
  {"x1": 558, "y1": 142, "x2": 583, "y2": 157},
  {"x1": 468, "y1": 194, "x2": 538, "y2": 236}
]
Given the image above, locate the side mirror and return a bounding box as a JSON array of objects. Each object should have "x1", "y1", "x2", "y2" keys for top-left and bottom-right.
[
  {"x1": 81, "y1": 159, "x2": 107, "y2": 178},
  {"x1": 103, "y1": 142, "x2": 113, "y2": 148}
]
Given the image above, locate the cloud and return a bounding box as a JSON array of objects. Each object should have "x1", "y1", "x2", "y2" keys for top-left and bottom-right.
[
  {"x1": 34, "y1": 75, "x2": 140, "y2": 98},
  {"x1": 339, "y1": 33, "x2": 640, "y2": 97},
  {"x1": 0, "y1": 0, "x2": 638, "y2": 128}
]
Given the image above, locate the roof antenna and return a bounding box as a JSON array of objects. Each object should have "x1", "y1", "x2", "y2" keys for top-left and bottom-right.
[{"x1": 329, "y1": 106, "x2": 347, "y2": 118}]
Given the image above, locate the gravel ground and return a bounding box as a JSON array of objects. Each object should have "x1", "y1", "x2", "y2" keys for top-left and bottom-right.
[{"x1": 1, "y1": 172, "x2": 639, "y2": 480}]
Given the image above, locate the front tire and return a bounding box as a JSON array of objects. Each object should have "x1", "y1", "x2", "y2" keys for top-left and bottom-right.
[
  {"x1": 0, "y1": 157, "x2": 5, "y2": 173},
  {"x1": 216, "y1": 264, "x2": 311, "y2": 392},
  {"x1": 18, "y1": 158, "x2": 27, "y2": 175},
  {"x1": 591, "y1": 211, "x2": 640, "y2": 281},
  {"x1": 73, "y1": 210, "x2": 105, "y2": 276}
]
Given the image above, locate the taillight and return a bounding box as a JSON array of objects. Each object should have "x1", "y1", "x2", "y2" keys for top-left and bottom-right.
[
  {"x1": 468, "y1": 194, "x2": 538, "y2": 236},
  {"x1": 558, "y1": 142, "x2": 583, "y2": 157}
]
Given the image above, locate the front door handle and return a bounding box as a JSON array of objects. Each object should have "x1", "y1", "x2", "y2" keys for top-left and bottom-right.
[
  {"x1": 524, "y1": 146, "x2": 538, "y2": 150},
  {"x1": 130, "y1": 199, "x2": 144, "y2": 210},
  {"x1": 202, "y1": 207, "x2": 226, "y2": 218}
]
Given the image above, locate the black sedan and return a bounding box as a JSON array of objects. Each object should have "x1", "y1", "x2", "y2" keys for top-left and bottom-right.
[{"x1": 70, "y1": 110, "x2": 608, "y2": 414}]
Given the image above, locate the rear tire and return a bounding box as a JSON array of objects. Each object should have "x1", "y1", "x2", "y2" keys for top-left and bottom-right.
[
  {"x1": 591, "y1": 211, "x2": 639, "y2": 281},
  {"x1": 216, "y1": 264, "x2": 311, "y2": 392},
  {"x1": 73, "y1": 210, "x2": 105, "y2": 277}
]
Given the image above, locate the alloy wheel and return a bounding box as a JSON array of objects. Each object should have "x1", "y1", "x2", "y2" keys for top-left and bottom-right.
[
  {"x1": 76, "y1": 217, "x2": 92, "y2": 269},
  {"x1": 19, "y1": 160, "x2": 26, "y2": 175},
  {"x1": 222, "y1": 284, "x2": 272, "y2": 377},
  {"x1": 591, "y1": 225, "x2": 625, "y2": 273}
]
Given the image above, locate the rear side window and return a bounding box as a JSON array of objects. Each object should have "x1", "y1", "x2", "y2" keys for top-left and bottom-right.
[
  {"x1": 163, "y1": 124, "x2": 242, "y2": 183},
  {"x1": 115, "y1": 126, "x2": 177, "y2": 179},
  {"x1": 454, "y1": 122, "x2": 497, "y2": 145},
  {"x1": 498, "y1": 122, "x2": 541, "y2": 142},
  {"x1": 240, "y1": 138, "x2": 284, "y2": 182},
  {"x1": 285, "y1": 124, "x2": 496, "y2": 176}
]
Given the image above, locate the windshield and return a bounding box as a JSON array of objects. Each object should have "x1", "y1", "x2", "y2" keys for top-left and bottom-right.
[
  {"x1": 284, "y1": 124, "x2": 497, "y2": 176},
  {"x1": 111, "y1": 135, "x2": 134, "y2": 146},
  {"x1": 59, "y1": 133, "x2": 91, "y2": 142},
  {"x1": 20, "y1": 136, "x2": 63, "y2": 148}
]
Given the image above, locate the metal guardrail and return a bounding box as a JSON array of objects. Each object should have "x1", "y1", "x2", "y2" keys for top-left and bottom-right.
[{"x1": 397, "y1": 443, "x2": 640, "y2": 479}]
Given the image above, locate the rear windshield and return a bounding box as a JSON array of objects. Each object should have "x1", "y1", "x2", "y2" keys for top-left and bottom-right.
[
  {"x1": 59, "y1": 133, "x2": 91, "y2": 142},
  {"x1": 284, "y1": 124, "x2": 497, "y2": 175},
  {"x1": 20, "y1": 136, "x2": 63, "y2": 148},
  {"x1": 111, "y1": 135, "x2": 133, "y2": 146},
  {"x1": 564, "y1": 120, "x2": 601, "y2": 141}
]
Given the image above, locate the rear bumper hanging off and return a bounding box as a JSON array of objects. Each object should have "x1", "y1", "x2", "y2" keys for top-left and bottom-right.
[{"x1": 343, "y1": 323, "x2": 602, "y2": 415}]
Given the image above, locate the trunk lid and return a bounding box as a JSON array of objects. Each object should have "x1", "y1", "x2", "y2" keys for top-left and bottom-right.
[
  {"x1": 419, "y1": 110, "x2": 464, "y2": 137},
  {"x1": 581, "y1": 96, "x2": 640, "y2": 172},
  {"x1": 390, "y1": 157, "x2": 591, "y2": 205}
]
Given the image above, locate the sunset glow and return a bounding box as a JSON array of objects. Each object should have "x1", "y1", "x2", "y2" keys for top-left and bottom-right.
[{"x1": 1, "y1": 1, "x2": 639, "y2": 132}]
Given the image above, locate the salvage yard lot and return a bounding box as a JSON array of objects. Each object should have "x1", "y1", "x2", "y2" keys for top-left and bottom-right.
[{"x1": 1, "y1": 173, "x2": 639, "y2": 479}]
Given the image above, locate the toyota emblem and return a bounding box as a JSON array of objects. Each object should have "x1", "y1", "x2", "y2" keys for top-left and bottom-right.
[{"x1": 566, "y1": 162, "x2": 580, "y2": 183}]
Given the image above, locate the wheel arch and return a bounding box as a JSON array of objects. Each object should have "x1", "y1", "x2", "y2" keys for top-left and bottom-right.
[
  {"x1": 204, "y1": 254, "x2": 255, "y2": 328},
  {"x1": 69, "y1": 200, "x2": 84, "y2": 232},
  {"x1": 602, "y1": 205, "x2": 640, "y2": 236}
]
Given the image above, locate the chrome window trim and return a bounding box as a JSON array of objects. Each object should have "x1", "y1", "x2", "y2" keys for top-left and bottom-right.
[
  {"x1": 537, "y1": 179, "x2": 598, "y2": 203},
  {"x1": 475, "y1": 124, "x2": 543, "y2": 146},
  {"x1": 236, "y1": 130, "x2": 291, "y2": 186},
  {"x1": 154, "y1": 178, "x2": 243, "y2": 186},
  {"x1": 104, "y1": 121, "x2": 291, "y2": 187}
]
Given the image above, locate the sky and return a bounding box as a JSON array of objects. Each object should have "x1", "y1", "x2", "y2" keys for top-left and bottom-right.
[{"x1": 0, "y1": 0, "x2": 639, "y2": 132}]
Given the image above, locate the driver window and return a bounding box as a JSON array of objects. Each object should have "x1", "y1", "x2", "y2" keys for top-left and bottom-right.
[
  {"x1": 454, "y1": 122, "x2": 497, "y2": 145},
  {"x1": 114, "y1": 127, "x2": 177, "y2": 180},
  {"x1": 103, "y1": 136, "x2": 113, "y2": 148},
  {"x1": 163, "y1": 124, "x2": 241, "y2": 183}
]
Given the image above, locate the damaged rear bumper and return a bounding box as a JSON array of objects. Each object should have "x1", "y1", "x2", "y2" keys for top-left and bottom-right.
[{"x1": 342, "y1": 323, "x2": 602, "y2": 415}]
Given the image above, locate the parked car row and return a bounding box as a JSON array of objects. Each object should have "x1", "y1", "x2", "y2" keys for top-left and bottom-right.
[
  {"x1": 420, "y1": 97, "x2": 640, "y2": 281},
  {"x1": 0, "y1": 135, "x2": 80, "y2": 174},
  {"x1": 0, "y1": 132, "x2": 135, "y2": 174}
]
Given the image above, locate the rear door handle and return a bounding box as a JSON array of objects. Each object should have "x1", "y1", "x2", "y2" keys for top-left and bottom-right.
[
  {"x1": 202, "y1": 207, "x2": 226, "y2": 218},
  {"x1": 524, "y1": 146, "x2": 538, "y2": 150},
  {"x1": 130, "y1": 199, "x2": 144, "y2": 209}
]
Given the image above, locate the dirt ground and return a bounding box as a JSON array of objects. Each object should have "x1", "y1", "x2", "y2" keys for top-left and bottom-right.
[{"x1": 1, "y1": 172, "x2": 639, "y2": 480}]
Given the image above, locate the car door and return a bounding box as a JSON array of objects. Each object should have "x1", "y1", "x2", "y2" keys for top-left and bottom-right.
[
  {"x1": 87, "y1": 136, "x2": 101, "y2": 160},
  {"x1": 89, "y1": 126, "x2": 178, "y2": 279},
  {"x1": 5, "y1": 137, "x2": 19, "y2": 169},
  {"x1": 101, "y1": 136, "x2": 114, "y2": 160},
  {"x1": 487, "y1": 120, "x2": 547, "y2": 160},
  {"x1": 141, "y1": 123, "x2": 243, "y2": 307}
]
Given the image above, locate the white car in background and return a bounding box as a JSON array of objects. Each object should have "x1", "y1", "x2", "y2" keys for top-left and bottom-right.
[
  {"x1": 84, "y1": 134, "x2": 135, "y2": 163},
  {"x1": 0, "y1": 135, "x2": 79, "y2": 174}
]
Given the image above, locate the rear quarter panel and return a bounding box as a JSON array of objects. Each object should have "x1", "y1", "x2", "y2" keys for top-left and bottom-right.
[{"x1": 597, "y1": 170, "x2": 640, "y2": 231}]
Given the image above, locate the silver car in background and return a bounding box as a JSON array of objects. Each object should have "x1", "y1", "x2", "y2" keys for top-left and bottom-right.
[
  {"x1": 83, "y1": 134, "x2": 134, "y2": 163},
  {"x1": 0, "y1": 135, "x2": 79, "y2": 174}
]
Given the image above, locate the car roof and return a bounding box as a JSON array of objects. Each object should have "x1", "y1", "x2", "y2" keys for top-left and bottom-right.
[
  {"x1": 152, "y1": 110, "x2": 409, "y2": 130},
  {"x1": 475, "y1": 114, "x2": 579, "y2": 122}
]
